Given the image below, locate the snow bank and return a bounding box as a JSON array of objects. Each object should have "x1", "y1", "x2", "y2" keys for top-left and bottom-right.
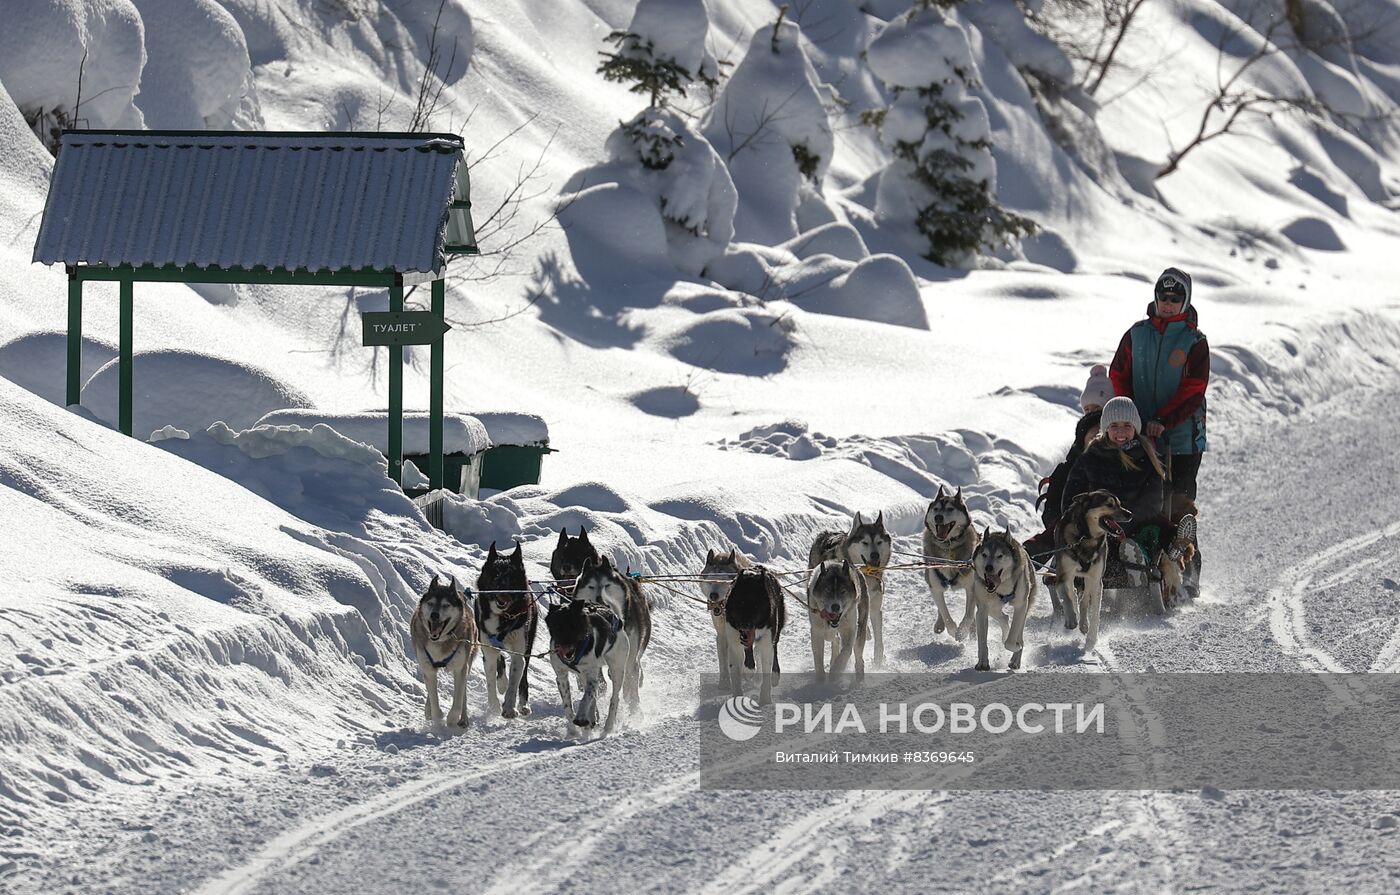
[
  {"x1": 129, "y1": 0, "x2": 261, "y2": 129},
  {"x1": 254, "y1": 410, "x2": 492, "y2": 457},
  {"x1": 702, "y1": 18, "x2": 835, "y2": 246},
  {"x1": 0, "y1": 379, "x2": 473, "y2": 844},
  {"x1": 0, "y1": 330, "x2": 118, "y2": 406},
  {"x1": 0, "y1": 0, "x2": 146, "y2": 134},
  {"x1": 470, "y1": 411, "x2": 549, "y2": 447},
  {"x1": 80, "y1": 349, "x2": 310, "y2": 440}
]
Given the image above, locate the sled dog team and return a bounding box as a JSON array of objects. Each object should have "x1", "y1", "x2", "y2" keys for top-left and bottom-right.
[{"x1": 413, "y1": 483, "x2": 1147, "y2": 733}]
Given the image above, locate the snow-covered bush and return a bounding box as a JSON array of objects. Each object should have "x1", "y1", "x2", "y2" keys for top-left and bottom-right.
[
  {"x1": 866, "y1": 2, "x2": 1036, "y2": 267},
  {"x1": 702, "y1": 15, "x2": 835, "y2": 245},
  {"x1": 603, "y1": 107, "x2": 737, "y2": 273},
  {"x1": 0, "y1": 0, "x2": 146, "y2": 151},
  {"x1": 597, "y1": 0, "x2": 719, "y2": 107}
]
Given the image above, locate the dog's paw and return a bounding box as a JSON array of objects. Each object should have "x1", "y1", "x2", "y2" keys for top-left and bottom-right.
[
  {"x1": 1079, "y1": 616, "x2": 1089, "y2": 635},
  {"x1": 933, "y1": 615, "x2": 946, "y2": 634},
  {"x1": 1003, "y1": 638, "x2": 1022, "y2": 653},
  {"x1": 974, "y1": 661, "x2": 991, "y2": 672},
  {"x1": 501, "y1": 708, "x2": 517, "y2": 720},
  {"x1": 1008, "y1": 658, "x2": 1021, "y2": 671},
  {"x1": 1064, "y1": 615, "x2": 1078, "y2": 631},
  {"x1": 517, "y1": 704, "x2": 532, "y2": 717}
]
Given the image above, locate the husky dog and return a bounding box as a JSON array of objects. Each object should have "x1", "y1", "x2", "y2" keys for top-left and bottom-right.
[
  {"x1": 410, "y1": 575, "x2": 479, "y2": 727},
  {"x1": 475, "y1": 542, "x2": 538, "y2": 719},
  {"x1": 807, "y1": 559, "x2": 868, "y2": 683},
  {"x1": 1053, "y1": 490, "x2": 1132, "y2": 652},
  {"x1": 808, "y1": 512, "x2": 893, "y2": 665},
  {"x1": 968, "y1": 529, "x2": 1037, "y2": 671},
  {"x1": 921, "y1": 486, "x2": 979, "y2": 640},
  {"x1": 724, "y1": 566, "x2": 786, "y2": 704},
  {"x1": 550, "y1": 526, "x2": 600, "y2": 596},
  {"x1": 573, "y1": 555, "x2": 650, "y2": 711},
  {"x1": 545, "y1": 599, "x2": 630, "y2": 737},
  {"x1": 699, "y1": 547, "x2": 753, "y2": 687}
]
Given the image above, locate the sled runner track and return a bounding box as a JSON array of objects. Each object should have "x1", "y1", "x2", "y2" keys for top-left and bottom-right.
[
  {"x1": 1094, "y1": 642, "x2": 1196, "y2": 889},
  {"x1": 194, "y1": 750, "x2": 562, "y2": 895},
  {"x1": 1269, "y1": 520, "x2": 1400, "y2": 673},
  {"x1": 699, "y1": 790, "x2": 951, "y2": 895}
]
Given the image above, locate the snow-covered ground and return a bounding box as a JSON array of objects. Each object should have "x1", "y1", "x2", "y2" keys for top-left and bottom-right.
[{"x1": 2, "y1": 0, "x2": 1400, "y2": 891}]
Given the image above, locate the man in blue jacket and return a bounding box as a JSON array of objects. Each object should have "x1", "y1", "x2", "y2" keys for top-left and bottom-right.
[{"x1": 1108, "y1": 267, "x2": 1209, "y2": 534}]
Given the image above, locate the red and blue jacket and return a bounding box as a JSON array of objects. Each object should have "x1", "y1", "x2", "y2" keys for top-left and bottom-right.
[{"x1": 1109, "y1": 303, "x2": 1209, "y2": 455}]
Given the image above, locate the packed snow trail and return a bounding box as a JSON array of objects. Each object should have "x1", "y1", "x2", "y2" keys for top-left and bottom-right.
[{"x1": 16, "y1": 385, "x2": 1400, "y2": 894}]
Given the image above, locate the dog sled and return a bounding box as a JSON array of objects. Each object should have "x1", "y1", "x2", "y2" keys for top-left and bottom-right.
[{"x1": 1099, "y1": 521, "x2": 1201, "y2": 616}]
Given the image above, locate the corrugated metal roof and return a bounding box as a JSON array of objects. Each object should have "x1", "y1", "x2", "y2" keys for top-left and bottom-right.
[{"x1": 33, "y1": 131, "x2": 467, "y2": 275}]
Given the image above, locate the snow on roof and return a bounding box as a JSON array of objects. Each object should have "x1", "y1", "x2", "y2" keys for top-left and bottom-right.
[
  {"x1": 33, "y1": 131, "x2": 464, "y2": 274},
  {"x1": 253, "y1": 409, "x2": 491, "y2": 456},
  {"x1": 470, "y1": 411, "x2": 549, "y2": 447}
]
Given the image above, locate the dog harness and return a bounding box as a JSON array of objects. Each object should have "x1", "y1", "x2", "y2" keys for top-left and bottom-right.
[{"x1": 428, "y1": 622, "x2": 466, "y2": 670}]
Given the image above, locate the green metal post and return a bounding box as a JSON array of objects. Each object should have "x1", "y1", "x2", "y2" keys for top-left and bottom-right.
[
  {"x1": 119, "y1": 278, "x2": 133, "y2": 436},
  {"x1": 429, "y1": 277, "x2": 445, "y2": 492},
  {"x1": 388, "y1": 280, "x2": 404, "y2": 486},
  {"x1": 66, "y1": 269, "x2": 82, "y2": 407}
]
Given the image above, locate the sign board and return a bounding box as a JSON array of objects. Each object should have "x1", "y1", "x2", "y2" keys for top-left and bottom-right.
[{"x1": 362, "y1": 311, "x2": 452, "y2": 347}]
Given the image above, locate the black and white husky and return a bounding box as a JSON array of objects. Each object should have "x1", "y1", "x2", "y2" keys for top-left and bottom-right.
[
  {"x1": 545, "y1": 599, "x2": 630, "y2": 737},
  {"x1": 922, "y1": 486, "x2": 979, "y2": 641},
  {"x1": 808, "y1": 512, "x2": 892, "y2": 665},
  {"x1": 550, "y1": 526, "x2": 600, "y2": 596},
  {"x1": 968, "y1": 529, "x2": 1037, "y2": 672},
  {"x1": 410, "y1": 575, "x2": 478, "y2": 728},
  {"x1": 724, "y1": 566, "x2": 786, "y2": 704},
  {"x1": 806, "y1": 559, "x2": 867, "y2": 683},
  {"x1": 698, "y1": 547, "x2": 753, "y2": 687},
  {"x1": 572, "y1": 555, "x2": 650, "y2": 711},
  {"x1": 475, "y1": 542, "x2": 538, "y2": 719}
]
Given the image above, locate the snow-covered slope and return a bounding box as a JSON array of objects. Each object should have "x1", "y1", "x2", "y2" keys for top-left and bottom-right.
[{"x1": 3, "y1": 0, "x2": 1400, "y2": 890}]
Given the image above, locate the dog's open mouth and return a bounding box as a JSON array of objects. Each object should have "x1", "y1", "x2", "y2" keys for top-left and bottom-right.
[
  {"x1": 555, "y1": 644, "x2": 577, "y2": 664},
  {"x1": 428, "y1": 620, "x2": 448, "y2": 640},
  {"x1": 983, "y1": 571, "x2": 1001, "y2": 592},
  {"x1": 1104, "y1": 517, "x2": 1127, "y2": 539},
  {"x1": 935, "y1": 522, "x2": 953, "y2": 541},
  {"x1": 819, "y1": 609, "x2": 842, "y2": 627}
]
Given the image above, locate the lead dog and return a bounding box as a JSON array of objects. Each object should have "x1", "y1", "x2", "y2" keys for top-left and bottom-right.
[
  {"x1": 968, "y1": 529, "x2": 1037, "y2": 672},
  {"x1": 475, "y1": 542, "x2": 538, "y2": 719},
  {"x1": 808, "y1": 512, "x2": 892, "y2": 665},
  {"x1": 922, "y1": 486, "x2": 979, "y2": 641},
  {"x1": 545, "y1": 599, "x2": 630, "y2": 737},
  {"x1": 1053, "y1": 490, "x2": 1132, "y2": 653},
  {"x1": 807, "y1": 559, "x2": 868, "y2": 684},
  {"x1": 411, "y1": 575, "x2": 479, "y2": 727},
  {"x1": 724, "y1": 566, "x2": 786, "y2": 704},
  {"x1": 572, "y1": 554, "x2": 651, "y2": 711},
  {"x1": 698, "y1": 547, "x2": 753, "y2": 687}
]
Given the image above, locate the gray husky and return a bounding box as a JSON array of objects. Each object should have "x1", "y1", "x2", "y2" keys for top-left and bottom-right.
[
  {"x1": 809, "y1": 512, "x2": 892, "y2": 665},
  {"x1": 968, "y1": 529, "x2": 1037, "y2": 672},
  {"x1": 922, "y1": 486, "x2": 979, "y2": 641},
  {"x1": 410, "y1": 575, "x2": 479, "y2": 727},
  {"x1": 807, "y1": 559, "x2": 868, "y2": 683},
  {"x1": 698, "y1": 546, "x2": 753, "y2": 687},
  {"x1": 572, "y1": 555, "x2": 651, "y2": 711}
]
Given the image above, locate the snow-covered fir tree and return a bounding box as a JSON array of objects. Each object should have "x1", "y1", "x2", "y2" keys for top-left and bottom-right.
[
  {"x1": 702, "y1": 12, "x2": 834, "y2": 245},
  {"x1": 866, "y1": 1, "x2": 1035, "y2": 267},
  {"x1": 597, "y1": 0, "x2": 719, "y2": 108}
]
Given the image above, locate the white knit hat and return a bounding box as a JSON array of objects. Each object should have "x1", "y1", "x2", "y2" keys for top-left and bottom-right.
[
  {"x1": 1080, "y1": 364, "x2": 1113, "y2": 411},
  {"x1": 1100, "y1": 396, "x2": 1142, "y2": 432}
]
